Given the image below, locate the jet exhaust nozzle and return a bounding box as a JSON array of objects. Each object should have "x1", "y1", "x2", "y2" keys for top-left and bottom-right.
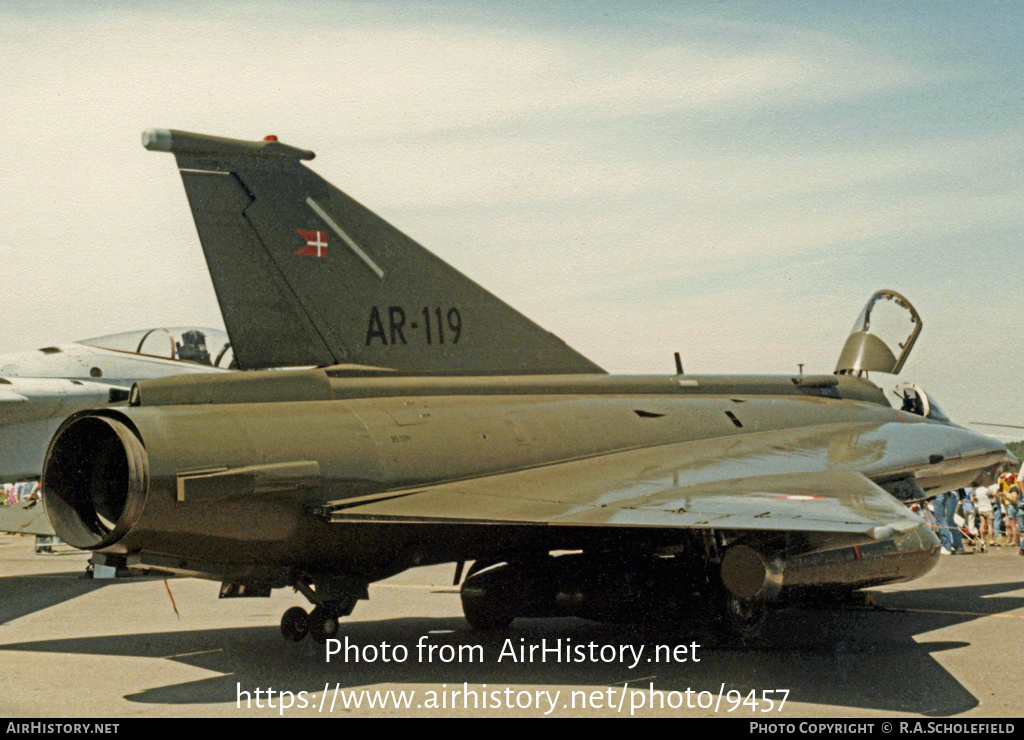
[{"x1": 42, "y1": 414, "x2": 148, "y2": 549}]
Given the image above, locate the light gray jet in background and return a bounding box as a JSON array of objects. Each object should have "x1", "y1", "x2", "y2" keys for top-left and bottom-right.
[{"x1": 0, "y1": 327, "x2": 233, "y2": 534}]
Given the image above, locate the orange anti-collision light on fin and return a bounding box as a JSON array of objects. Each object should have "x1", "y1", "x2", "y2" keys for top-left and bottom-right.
[{"x1": 264, "y1": 135, "x2": 279, "y2": 142}]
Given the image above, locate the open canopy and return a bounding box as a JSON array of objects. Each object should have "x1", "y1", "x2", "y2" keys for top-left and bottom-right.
[{"x1": 835, "y1": 290, "x2": 922, "y2": 377}]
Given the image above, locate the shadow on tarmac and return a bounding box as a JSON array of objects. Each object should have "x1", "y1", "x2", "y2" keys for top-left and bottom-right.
[
  {"x1": 0, "y1": 569, "x2": 172, "y2": 627},
  {"x1": 0, "y1": 571, "x2": 110, "y2": 626},
  {"x1": 2, "y1": 577, "x2": 1022, "y2": 716}
]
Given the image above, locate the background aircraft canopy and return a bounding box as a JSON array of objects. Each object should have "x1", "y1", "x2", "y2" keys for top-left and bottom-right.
[
  {"x1": 834, "y1": 290, "x2": 921, "y2": 377},
  {"x1": 80, "y1": 327, "x2": 234, "y2": 368}
]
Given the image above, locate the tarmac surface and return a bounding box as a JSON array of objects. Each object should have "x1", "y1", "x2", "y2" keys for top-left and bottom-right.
[{"x1": 1, "y1": 532, "x2": 1023, "y2": 718}]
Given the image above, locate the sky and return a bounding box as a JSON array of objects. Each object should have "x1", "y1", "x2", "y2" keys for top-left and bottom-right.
[{"x1": 0, "y1": 1, "x2": 1021, "y2": 433}]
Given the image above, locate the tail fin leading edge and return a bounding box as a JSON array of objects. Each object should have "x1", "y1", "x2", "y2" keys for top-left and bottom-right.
[{"x1": 144, "y1": 129, "x2": 604, "y2": 376}]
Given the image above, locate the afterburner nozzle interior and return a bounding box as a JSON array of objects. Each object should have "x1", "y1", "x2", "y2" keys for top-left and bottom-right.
[
  {"x1": 835, "y1": 290, "x2": 922, "y2": 377},
  {"x1": 42, "y1": 415, "x2": 148, "y2": 549}
]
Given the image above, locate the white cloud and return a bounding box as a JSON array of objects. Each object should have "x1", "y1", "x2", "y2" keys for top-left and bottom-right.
[{"x1": 1, "y1": 6, "x2": 923, "y2": 143}]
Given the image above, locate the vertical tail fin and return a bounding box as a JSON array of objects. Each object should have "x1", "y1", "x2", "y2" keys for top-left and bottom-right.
[{"x1": 144, "y1": 129, "x2": 603, "y2": 376}]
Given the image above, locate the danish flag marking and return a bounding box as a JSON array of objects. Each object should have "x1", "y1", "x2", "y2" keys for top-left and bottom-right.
[{"x1": 295, "y1": 229, "x2": 328, "y2": 257}]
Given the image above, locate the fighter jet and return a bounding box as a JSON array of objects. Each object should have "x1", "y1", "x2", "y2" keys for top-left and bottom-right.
[
  {"x1": 39, "y1": 130, "x2": 1005, "y2": 644},
  {"x1": 0, "y1": 327, "x2": 234, "y2": 536},
  {"x1": 0, "y1": 327, "x2": 234, "y2": 485}
]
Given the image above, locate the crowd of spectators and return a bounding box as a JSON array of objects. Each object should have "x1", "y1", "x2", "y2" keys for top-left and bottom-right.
[
  {"x1": 923, "y1": 472, "x2": 1023, "y2": 555},
  {"x1": 3, "y1": 481, "x2": 39, "y2": 505}
]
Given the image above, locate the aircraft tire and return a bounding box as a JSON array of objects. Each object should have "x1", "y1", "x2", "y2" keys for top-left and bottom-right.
[
  {"x1": 280, "y1": 606, "x2": 309, "y2": 642},
  {"x1": 461, "y1": 589, "x2": 515, "y2": 630},
  {"x1": 460, "y1": 562, "x2": 524, "y2": 630},
  {"x1": 717, "y1": 593, "x2": 768, "y2": 647},
  {"x1": 308, "y1": 606, "x2": 339, "y2": 643}
]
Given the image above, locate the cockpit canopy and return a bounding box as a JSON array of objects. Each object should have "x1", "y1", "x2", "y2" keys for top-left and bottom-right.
[
  {"x1": 893, "y1": 382, "x2": 950, "y2": 422},
  {"x1": 835, "y1": 290, "x2": 921, "y2": 377},
  {"x1": 80, "y1": 327, "x2": 234, "y2": 368}
]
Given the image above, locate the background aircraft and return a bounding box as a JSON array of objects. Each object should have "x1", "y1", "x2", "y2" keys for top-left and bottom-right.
[
  {"x1": 37, "y1": 131, "x2": 1005, "y2": 645},
  {"x1": 0, "y1": 327, "x2": 234, "y2": 535}
]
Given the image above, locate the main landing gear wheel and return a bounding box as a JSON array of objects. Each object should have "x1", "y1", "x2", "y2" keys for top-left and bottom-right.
[
  {"x1": 460, "y1": 562, "x2": 523, "y2": 630},
  {"x1": 461, "y1": 586, "x2": 517, "y2": 630},
  {"x1": 280, "y1": 606, "x2": 309, "y2": 642},
  {"x1": 718, "y1": 593, "x2": 768, "y2": 647},
  {"x1": 308, "y1": 605, "x2": 340, "y2": 643}
]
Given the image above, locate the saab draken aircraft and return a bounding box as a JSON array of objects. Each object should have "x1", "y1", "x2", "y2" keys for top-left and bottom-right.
[
  {"x1": 39, "y1": 130, "x2": 1005, "y2": 645},
  {"x1": 0, "y1": 328, "x2": 234, "y2": 534}
]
